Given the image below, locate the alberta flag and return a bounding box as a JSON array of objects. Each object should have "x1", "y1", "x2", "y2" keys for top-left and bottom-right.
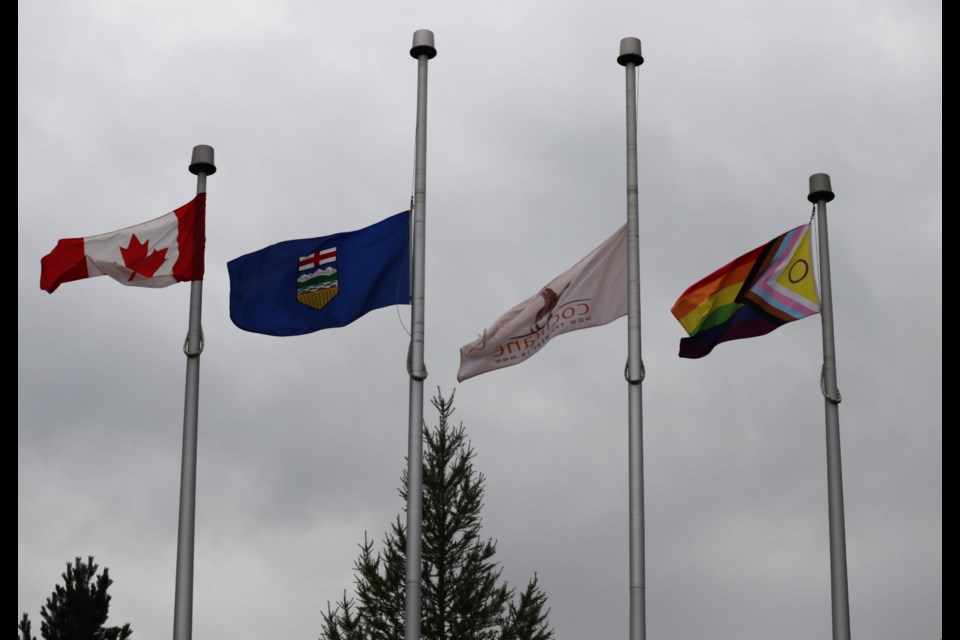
[{"x1": 228, "y1": 211, "x2": 411, "y2": 336}]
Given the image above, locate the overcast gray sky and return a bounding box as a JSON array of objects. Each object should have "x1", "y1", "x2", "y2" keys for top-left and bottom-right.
[{"x1": 19, "y1": 0, "x2": 940, "y2": 638}]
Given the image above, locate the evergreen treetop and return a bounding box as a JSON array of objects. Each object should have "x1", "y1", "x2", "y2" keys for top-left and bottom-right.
[
  {"x1": 19, "y1": 556, "x2": 132, "y2": 640},
  {"x1": 321, "y1": 391, "x2": 552, "y2": 640}
]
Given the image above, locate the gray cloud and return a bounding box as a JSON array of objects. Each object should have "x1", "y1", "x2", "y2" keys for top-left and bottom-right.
[{"x1": 20, "y1": 0, "x2": 940, "y2": 638}]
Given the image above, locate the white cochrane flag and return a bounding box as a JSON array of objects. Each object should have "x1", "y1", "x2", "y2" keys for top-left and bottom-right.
[{"x1": 458, "y1": 225, "x2": 628, "y2": 381}]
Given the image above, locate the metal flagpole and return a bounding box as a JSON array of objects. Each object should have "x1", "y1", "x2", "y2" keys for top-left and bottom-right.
[
  {"x1": 405, "y1": 29, "x2": 435, "y2": 640},
  {"x1": 618, "y1": 37, "x2": 646, "y2": 640},
  {"x1": 808, "y1": 173, "x2": 851, "y2": 640},
  {"x1": 173, "y1": 144, "x2": 215, "y2": 640}
]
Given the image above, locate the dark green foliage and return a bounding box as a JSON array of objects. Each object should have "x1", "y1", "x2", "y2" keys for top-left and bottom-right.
[
  {"x1": 321, "y1": 391, "x2": 552, "y2": 640},
  {"x1": 501, "y1": 576, "x2": 552, "y2": 640},
  {"x1": 19, "y1": 613, "x2": 34, "y2": 640},
  {"x1": 19, "y1": 556, "x2": 132, "y2": 640}
]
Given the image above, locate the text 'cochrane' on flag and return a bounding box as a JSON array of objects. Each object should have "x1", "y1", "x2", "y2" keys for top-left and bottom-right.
[{"x1": 458, "y1": 225, "x2": 628, "y2": 381}]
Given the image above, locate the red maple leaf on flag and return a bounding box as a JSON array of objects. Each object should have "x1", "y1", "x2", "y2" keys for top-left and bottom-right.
[{"x1": 120, "y1": 233, "x2": 168, "y2": 280}]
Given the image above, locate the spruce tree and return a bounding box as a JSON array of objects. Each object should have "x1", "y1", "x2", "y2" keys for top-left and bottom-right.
[
  {"x1": 19, "y1": 556, "x2": 132, "y2": 640},
  {"x1": 18, "y1": 613, "x2": 34, "y2": 640},
  {"x1": 321, "y1": 391, "x2": 552, "y2": 640}
]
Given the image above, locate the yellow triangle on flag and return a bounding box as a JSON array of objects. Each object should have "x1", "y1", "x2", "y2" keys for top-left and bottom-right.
[{"x1": 774, "y1": 225, "x2": 819, "y2": 308}]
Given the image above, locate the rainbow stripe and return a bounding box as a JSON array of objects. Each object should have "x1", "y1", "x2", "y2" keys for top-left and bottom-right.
[{"x1": 671, "y1": 224, "x2": 819, "y2": 358}]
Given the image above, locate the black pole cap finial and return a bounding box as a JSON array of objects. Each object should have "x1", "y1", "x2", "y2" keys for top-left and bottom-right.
[
  {"x1": 410, "y1": 29, "x2": 437, "y2": 59},
  {"x1": 189, "y1": 145, "x2": 216, "y2": 176},
  {"x1": 808, "y1": 173, "x2": 835, "y2": 203},
  {"x1": 618, "y1": 37, "x2": 644, "y2": 66}
]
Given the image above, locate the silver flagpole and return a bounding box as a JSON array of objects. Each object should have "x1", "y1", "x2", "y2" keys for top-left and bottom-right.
[
  {"x1": 618, "y1": 38, "x2": 646, "y2": 640},
  {"x1": 173, "y1": 145, "x2": 215, "y2": 640},
  {"x1": 405, "y1": 29, "x2": 435, "y2": 640},
  {"x1": 808, "y1": 173, "x2": 851, "y2": 640}
]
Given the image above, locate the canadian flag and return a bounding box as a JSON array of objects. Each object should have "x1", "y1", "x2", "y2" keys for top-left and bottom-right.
[{"x1": 40, "y1": 194, "x2": 205, "y2": 293}]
